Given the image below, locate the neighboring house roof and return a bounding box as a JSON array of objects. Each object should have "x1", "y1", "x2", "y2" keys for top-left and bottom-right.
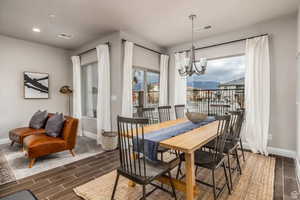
[{"x1": 219, "y1": 77, "x2": 245, "y2": 87}]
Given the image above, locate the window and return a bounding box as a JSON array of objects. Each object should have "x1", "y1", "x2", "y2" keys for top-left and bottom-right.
[
  {"x1": 81, "y1": 62, "x2": 98, "y2": 118},
  {"x1": 187, "y1": 55, "x2": 245, "y2": 113},
  {"x1": 132, "y1": 68, "x2": 160, "y2": 108},
  {"x1": 146, "y1": 71, "x2": 160, "y2": 106}
]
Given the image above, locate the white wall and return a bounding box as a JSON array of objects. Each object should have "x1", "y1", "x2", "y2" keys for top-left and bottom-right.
[
  {"x1": 120, "y1": 31, "x2": 165, "y2": 71},
  {"x1": 168, "y1": 14, "x2": 298, "y2": 151},
  {"x1": 296, "y1": 7, "x2": 300, "y2": 172},
  {"x1": 0, "y1": 35, "x2": 72, "y2": 140}
]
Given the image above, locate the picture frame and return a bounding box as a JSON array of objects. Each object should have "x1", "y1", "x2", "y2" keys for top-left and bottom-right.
[{"x1": 24, "y1": 71, "x2": 49, "y2": 99}]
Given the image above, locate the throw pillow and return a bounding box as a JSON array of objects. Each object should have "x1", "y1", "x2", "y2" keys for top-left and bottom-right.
[
  {"x1": 29, "y1": 110, "x2": 48, "y2": 129},
  {"x1": 45, "y1": 113, "x2": 65, "y2": 137}
]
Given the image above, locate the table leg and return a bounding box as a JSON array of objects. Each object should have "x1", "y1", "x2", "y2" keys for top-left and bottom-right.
[{"x1": 185, "y1": 152, "x2": 195, "y2": 200}]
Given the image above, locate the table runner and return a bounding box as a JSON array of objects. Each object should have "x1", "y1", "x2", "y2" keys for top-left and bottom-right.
[{"x1": 133, "y1": 117, "x2": 215, "y2": 161}]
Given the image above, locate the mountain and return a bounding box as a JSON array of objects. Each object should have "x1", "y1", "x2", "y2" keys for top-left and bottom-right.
[
  {"x1": 134, "y1": 81, "x2": 220, "y2": 91},
  {"x1": 187, "y1": 81, "x2": 220, "y2": 90}
]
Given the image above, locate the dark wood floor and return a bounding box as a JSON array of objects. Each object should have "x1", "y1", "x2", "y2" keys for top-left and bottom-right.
[
  {"x1": 0, "y1": 150, "x2": 119, "y2": 200},
  {"x1": 273, "y1": 155, "x2": 300, "y2": 200},
  {"x1": 0, "y1": 151, "x2": 299, "y2": 200}
]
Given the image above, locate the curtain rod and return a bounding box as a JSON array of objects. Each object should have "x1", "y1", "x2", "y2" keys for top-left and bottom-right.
[
  {"x1": 176, "y1": 33, "x2": 269, "y2": 54},
  {"x1": 122, "y1": 39, "x2": 162, "y2": 55},
  {"x1": 78, "y1": 42, "x2": 110, "y2": 56}
]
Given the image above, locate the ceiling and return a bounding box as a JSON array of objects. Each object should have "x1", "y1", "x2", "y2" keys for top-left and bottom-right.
[{"x1": 0, "y1": 0, "x2": 299, "y2": 50}]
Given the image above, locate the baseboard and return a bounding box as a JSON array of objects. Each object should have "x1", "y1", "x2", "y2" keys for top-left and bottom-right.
[
  {"x1": 268, "y1": 147, "x2": 296, "y2": 158},
  {"x1": 242, "y1": 142, "x2": 296, "y2": 158},
  {"x1": 0, "y1": 138, "x2": 10, "y2": 145},
  {"x1": 296, "y1": 158, "x2": 300, "y2": 185},
  {"x1": 83, "y1": 131, "x2": 97, "y2": 140},
  {"x1": 243, "y1": 142, "x2": 300, "y2": 184}
]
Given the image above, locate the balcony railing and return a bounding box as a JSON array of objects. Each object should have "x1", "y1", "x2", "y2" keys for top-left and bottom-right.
[
  {"x1": 133, "y1": 91, "x2": 159, "y2": 107},
  {"x1": 133, "y1": 91, "x2": 159, "y2": 116},
  {"x1": 133, "y1": 88, "x2": 244, "y2": 117},
  {"x1": 187, "y1": 88, "x2": 244, "y2": 116}
]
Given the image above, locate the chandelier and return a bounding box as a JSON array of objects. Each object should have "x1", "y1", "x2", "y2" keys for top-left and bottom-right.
[{"x1": 178, "y1": 14, "x2": 207, "y2": 77}]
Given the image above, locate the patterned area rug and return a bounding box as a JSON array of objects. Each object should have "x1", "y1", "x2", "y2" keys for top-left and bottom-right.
[
  {"x1": 0, "y1": 150, "x2": 15, "y2": 186},
  {"x1": 0, "y1": 136, "x2": 103, "y2": 180},
  {"x1": 74, "y1": 152, "x2": 275, "y2": 200}
]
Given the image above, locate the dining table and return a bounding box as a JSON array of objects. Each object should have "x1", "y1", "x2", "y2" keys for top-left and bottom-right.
[{"x1": 126, "y1": 118, "x2": 220, "y2": 200}]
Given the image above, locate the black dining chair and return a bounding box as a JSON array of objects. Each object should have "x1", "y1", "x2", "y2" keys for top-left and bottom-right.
[
  {"x1": 158, "y1": 106, "x2": 172, "y2": 122},
  {"x1": 176, "y1": 115, "x2": 232, "y2": 200},
  {"x1": 135, "y1": 106, "x2": 144, "y2": 118},
  {"x1": 237, "y1": 108, "x2": 246, "y2": 162},
  {"x1": 174, "y1": 104, "x2": 185, "y2": 119},
  {"x1": 141, "y1": 107, "x2": 157, "y2": 125},
  {"x1": 112, "y1": 116, "x2": 178, "y2": 200},
  {"x1": 203, "y1": 110, "x2": 244, "y2": 190},
  {"x1": 223, "y1": 110, "x2": 244, "y2": 189}
]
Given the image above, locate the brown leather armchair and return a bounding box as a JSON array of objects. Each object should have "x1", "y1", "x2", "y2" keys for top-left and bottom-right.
[{"x1": 22, "y1": 115, "x2": 79, "y2": 168}]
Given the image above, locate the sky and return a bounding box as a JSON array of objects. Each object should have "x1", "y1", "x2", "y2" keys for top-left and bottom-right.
[
  {"x1": 188, "y1": 55, "x2": 245, "y2": 84},
  {"x1": 133, "y1": 55, "x2": 245, "y2": 91}
]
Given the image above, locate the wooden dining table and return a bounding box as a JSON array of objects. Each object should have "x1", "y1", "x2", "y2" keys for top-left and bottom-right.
[{"x1": 127, "y1": 118, "x2": 220, "y2": 200}]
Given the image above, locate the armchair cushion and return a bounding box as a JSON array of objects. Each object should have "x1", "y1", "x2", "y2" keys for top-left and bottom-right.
[
  {"x1": 9, "y1": 127, "x2": 46, "y2": 144},
  {"x1": 29, "y1": 110, "x2": 48, "y2": 129},
  {"x1": 45, "y1": 113, "x2": 65, "y2": 137},
  {"x1": 23, "y1": 134, "x2": 66, "y2": 158}
]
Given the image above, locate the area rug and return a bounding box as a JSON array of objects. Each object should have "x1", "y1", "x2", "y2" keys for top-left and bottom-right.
[
  {"x1": 74, "y1": 152, "x2": 275, "y2": 200},
  {"x1": 0, "y1": 136, "x2": 103, "y2": 180},
  {"x1": 0, "y1": 150, "x2": 16, "y2": 186}
]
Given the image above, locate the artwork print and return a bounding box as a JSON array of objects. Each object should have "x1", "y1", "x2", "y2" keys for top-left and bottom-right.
[{"x1": 24, "y1": 72, "x2": 49, "y2": 99}]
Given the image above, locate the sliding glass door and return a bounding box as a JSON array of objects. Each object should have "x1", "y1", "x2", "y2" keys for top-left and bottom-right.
[
  {"x1": 132, "y1": 67, "x2": 160, "y2": 115},
  {"x1": 81, "y1": 62, "x2": 98, "y2": 118}
]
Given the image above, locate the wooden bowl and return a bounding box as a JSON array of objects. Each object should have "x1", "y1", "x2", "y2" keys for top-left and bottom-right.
[{"x1": 186, "y1": 112, "x2": 208, "y2": 123}]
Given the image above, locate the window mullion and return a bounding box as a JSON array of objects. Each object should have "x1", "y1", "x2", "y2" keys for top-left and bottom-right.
[{"x1": 144, "y1": 70, "x2": 147, "y2": 107}]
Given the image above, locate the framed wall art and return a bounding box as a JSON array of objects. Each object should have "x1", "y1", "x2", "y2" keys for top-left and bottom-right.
[{"x1": 24, "y1": 72, "x2": 49, "y2": 99}]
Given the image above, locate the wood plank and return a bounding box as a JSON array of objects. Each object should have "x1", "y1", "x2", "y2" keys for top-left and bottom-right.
[
  {"x1": 160, "y1": 121, "x2": 219, "y2": 153},
  {"x1": 185, "y1": 152, "x2": 196, "y2": 200}
]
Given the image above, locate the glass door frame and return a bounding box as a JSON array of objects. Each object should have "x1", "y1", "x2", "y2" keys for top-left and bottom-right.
[{"x1": 133, "y1": 66, "x2": 160, "y2": 107}]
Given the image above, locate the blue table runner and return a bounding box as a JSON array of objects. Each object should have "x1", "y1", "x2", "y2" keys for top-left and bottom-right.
[{"x1": 133, "y1": 117, "x2": 215, "y2": 161}]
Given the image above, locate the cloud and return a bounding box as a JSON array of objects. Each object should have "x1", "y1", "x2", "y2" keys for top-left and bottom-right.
[{"x1": 188, "y1": 56, "x2": 245, "y2": 83}]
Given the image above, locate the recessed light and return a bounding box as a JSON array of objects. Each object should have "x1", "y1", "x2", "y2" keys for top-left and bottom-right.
[
  {"x1": 32, "y1": 27, "x2": 41, "y2": 33},
  {"x1": 57, "y1": 33, "x2": 72, "y2": 40},
  {"x1": 48, "y1": 14, "x2": 56, "y2": 18}
]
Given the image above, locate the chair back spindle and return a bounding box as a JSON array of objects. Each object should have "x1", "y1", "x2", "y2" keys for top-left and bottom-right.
[
  {"x1": 158, "y1": 106, "x2": 172, "y2": 122},
  {"x1": 228, "y1": 110, "x2": 244, "y2": 141},
  {"x1": 141, "y1": 107, "x2": 157, "y2": 124},
  {"x1": 174, "y1": 104, "x2": 185, "y2": 119},
  {"x1": 212, "y1": 115, "x2": 231, "y2": 162}
]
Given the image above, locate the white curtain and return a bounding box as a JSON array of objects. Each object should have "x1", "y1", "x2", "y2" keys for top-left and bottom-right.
[
  {"x1": 244, "y1": 35, "x2": 270, "y2": 156},
  {"x1": 159, "y1": 54, "x2": 169, "y2": 106},
  {"x1": 96, "y1": 44, "x2": 111, "y2": 145},
  {"x1": 121, "y1": 41, "x2": 134, "y2": 117},
  {"x1": 71, "y1": 56, "x2": 83, "y2": 136},
  {"x1": 86, "y1": 65, "x2": 94, "y2": 117},
  {"x1": 174, "y1": 52, "x2": 187, "y2": 105}
]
